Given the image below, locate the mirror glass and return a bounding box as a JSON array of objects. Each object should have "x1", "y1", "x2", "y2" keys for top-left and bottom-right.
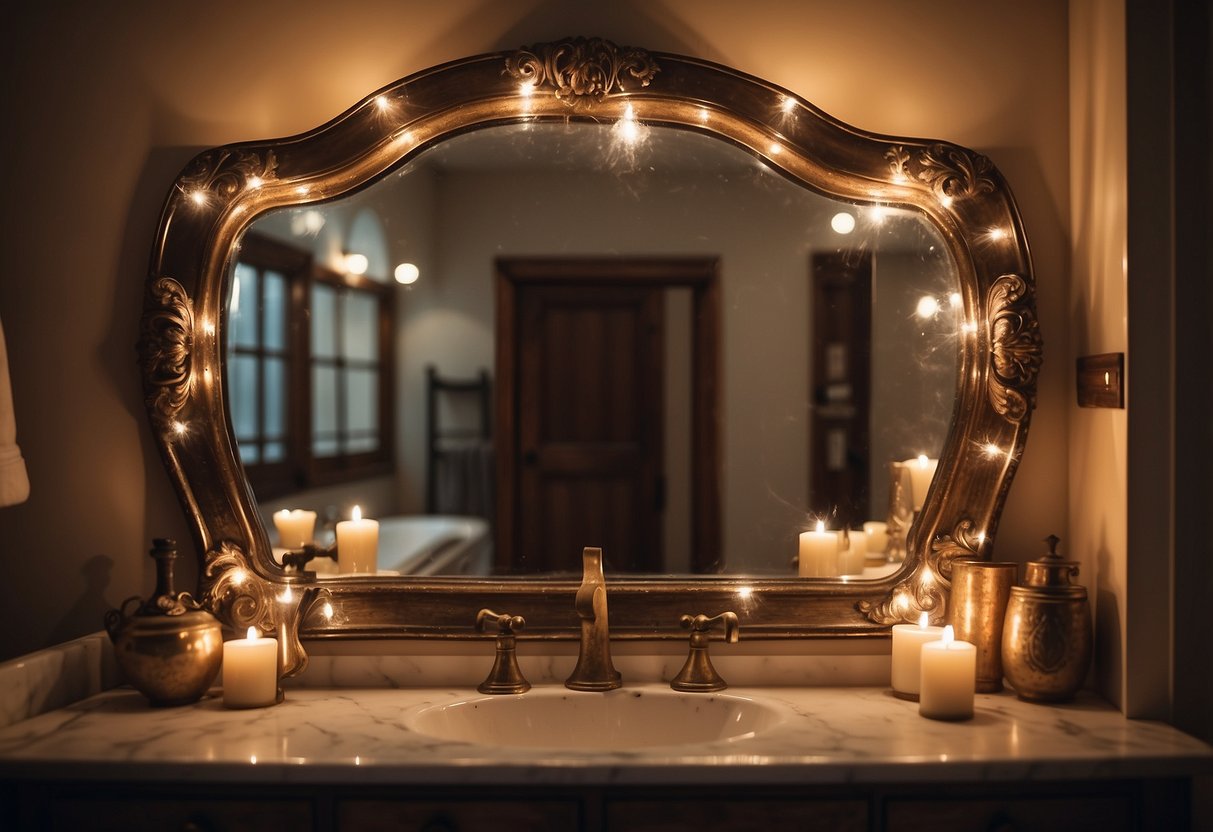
[{"x1": 226, "y1": 122, "x2": 959, "y2": 579}]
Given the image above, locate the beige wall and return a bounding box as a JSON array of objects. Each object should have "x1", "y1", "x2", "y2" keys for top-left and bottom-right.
[{"x1": 0, "y1": 1, "x2": 1070, "y2": 660}]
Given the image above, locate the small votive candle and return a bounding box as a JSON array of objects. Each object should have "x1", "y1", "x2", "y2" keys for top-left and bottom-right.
[
  {"x1": 798, "y1": 521, "x2": 839, "y2": 577},
  {"x1": 839, "y1": 530, "x2": 867, "y2": 575},
  {"x1": 891, "y1": 612, "x2": 944, "y2": 699},
  {"x1": 919, "y1": 625, "x2": 977, "y2": 720},
  {"x1": 272, "y1": 509, "x2": 317, "y2": 549},
  {"x1": 223, "y1": 627, "x2": 279, "y2": 709},
  {"x1": 863, "y1": 521, "x2": 889, "y2": 558},
  {"x1": 904, "y1": 455, "x2": 939, "y2": 512},
  {"x1": 336, "y1": 505, "x2": 379, "y2": 574}
]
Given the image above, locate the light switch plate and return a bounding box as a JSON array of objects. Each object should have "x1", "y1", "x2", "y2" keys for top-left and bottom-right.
[{"x1": 1076, "y1": 353, "x2": 1124, "y2": 408}]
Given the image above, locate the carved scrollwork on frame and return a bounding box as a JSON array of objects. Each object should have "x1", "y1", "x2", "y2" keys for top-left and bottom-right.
[
  {"x1": 137, "y1": 276, "x2": 193, "y2": 428},
  {"x1": 858, "y1": 518, "x2": 982, "y2": 624},
  {"x1": 505, "y1": 37, "x2": 660, "y2": 105},
  {"x1": 204, "y1": 542, "x2": 310, "y2": 676},
  {"x1": 885, "y1": 143, "x2": 996, "y2": 202},
  {"x1": 203, "y1": 542, "x2": 279, "y2": 636},
  {"x1": 987, "y1": 273, "x2": 1043, "y2": 423},
  {"x1": 178, "y1": 148, "x2": 278, "y2": 206}
]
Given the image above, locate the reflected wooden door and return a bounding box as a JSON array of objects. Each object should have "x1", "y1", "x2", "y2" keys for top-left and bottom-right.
[
  {"x1": 512, "y1": 282, "x2": 664, "y2": 573},
  {"x1": 496, "y1": 258, "x2": 722, "y2": 575}
]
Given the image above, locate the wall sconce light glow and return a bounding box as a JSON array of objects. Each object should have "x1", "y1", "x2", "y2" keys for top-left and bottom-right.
[
  {"x1": 869, "y1": 205, "x2": 889, "y2": 224},
  {"x1": 189, "y1": 190, "x2": 207, "y2": 206},
  {"x1": 278, "y1": 585, "x2": 294, "y2": 604},
  {"x1": 343, "y1": 252, "x2": 369, "y2": 276},
  {"x1": 939, "y1": 195, "x2": 954, "y2": 208},
  {"x1": 171, "y1": 420, "x2": 188, "y2": 436},
  {"x1": 697, "y1": 107, "x2": 709, "y2": 123},
  {"x1": 949, "y1": 292, "x2": 962, "y2": 308},
  {"x1": 519, "y1": 81, "x2": 535, "y2": 97},
  {"x1": 323, "y1": 601, "x2": 334, "y2": 620},
  {"x1": 984, "y1": 442, "x2": 1004, "y2": 458},
  {"x1": 830, "y1": 212, "x2": 856, "y2": 234},
  {"x1": 375, "y1": 95, "x2": 390, "y2": 111},
  {"x1": 977, "y1": 531, "x2": 987, "y2": 546},
  {"x1": 768, "y1": 142, "x2": 782, "y2": 156},
  {"x1": 202, "y1": 319, "x2": 215, "y2": 335},
  {"x1": 394, "y1": 263, "x2": 420, "y2": 285},
  {"x1": 781, "y1": 95, "x2": 796, "y2": 114},
  {"x1": 988, "y1": 227, "x2": 1007, "y2": 241},
  {"x1": 961, "y1": 321, "x2": 977, "y2": 334},
  {"x1": 246, "y1": 176, "x2": 263, "y2": 190},
  {"x1": 916, "y1": 295, "x2": 940, "y2": 318},
  {"x1": 737, "y1": 586, "x2": 753, "y2": 601},
  {"x1": 231, "y1": 569, "x2": 247, "y2": 586}
]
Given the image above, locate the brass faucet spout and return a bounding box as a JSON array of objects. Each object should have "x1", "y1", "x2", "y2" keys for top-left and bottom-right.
[{"x1": 565, "y1": 547, "x2": 622, "y2": 691}]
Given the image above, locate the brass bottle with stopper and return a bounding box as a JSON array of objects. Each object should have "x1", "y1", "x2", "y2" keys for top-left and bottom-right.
[{"x1": 1001, "y1": 535, "x2": 1092, "y2": 702}]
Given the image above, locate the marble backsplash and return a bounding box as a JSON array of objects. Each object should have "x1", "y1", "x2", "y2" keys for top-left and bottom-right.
[{"x1": 0, "y1": 631, "x2": 890, "y2": 726}]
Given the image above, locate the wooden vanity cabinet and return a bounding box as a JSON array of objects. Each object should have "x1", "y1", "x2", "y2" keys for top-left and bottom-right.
[{"x1": 12, "y1": 777, "x2": 1190, "y2": 832}]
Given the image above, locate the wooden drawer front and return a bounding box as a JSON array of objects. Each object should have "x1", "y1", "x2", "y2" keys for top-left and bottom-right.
[
  {"x1": 339, "y1": 798, "x2": 581, "y2": 831},
  {"x1": 47, "y1": 796, "x2": 313, "y2": 831},
  {"x1": 885, "y1": 795, "x2": 1133, "y2": 832},
  {"x1": 606, "y1": 798, "x2": 868, "y2": 831}
]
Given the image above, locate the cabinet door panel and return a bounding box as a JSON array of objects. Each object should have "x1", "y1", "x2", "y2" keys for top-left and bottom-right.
[
  {"x1": 885, "y1": 795, "x2": 1132, "y2": 832},
  {"x1": 48, "y1": 797, "x2": 313, "y2": 831},
  {"x1": 607, "y1": 798, "x2": 868, "y2": 831},
  {"x1": 339, "y1": 799, "x2": 581, "y2": 831}
]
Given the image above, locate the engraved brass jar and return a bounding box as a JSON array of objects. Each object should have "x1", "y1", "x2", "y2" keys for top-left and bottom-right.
[
  {"x1": 105, "y1": 539, "x2": 222, "y2": 706},
  {"x1": 1001, "y1": 535, "x2": 1092, "y2": 702}
]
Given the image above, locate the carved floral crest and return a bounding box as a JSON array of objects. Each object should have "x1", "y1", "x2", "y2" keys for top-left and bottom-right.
[
  {"x1": 505, "y1": 37, "x2": 660, "y2": 105},
  {"x1": 178, "y1": 148, "x2": 277, "y2": 206},
  {"x1": 886, "y1": 143, "x2": 996, "y2": 202},
  {"x1": 987, "y1": 274, "x2": 1043, "y2": 423},
  {"x1": 137, "y1": 276, "x2": 193, "y2": 427}
]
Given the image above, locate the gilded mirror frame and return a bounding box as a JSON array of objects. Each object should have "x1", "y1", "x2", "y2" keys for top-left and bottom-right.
[{"x1": 139, "y1": 38, "x2": 1041, "y2": 676}]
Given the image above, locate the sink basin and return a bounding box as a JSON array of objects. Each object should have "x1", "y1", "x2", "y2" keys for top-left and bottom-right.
[{"x1": 403, "y1": 685, "x2": 788, "y2": 750}]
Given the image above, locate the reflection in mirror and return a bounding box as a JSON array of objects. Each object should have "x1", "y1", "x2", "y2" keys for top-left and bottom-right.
[{"x1": 226, "y1": 123, "x2": 959, "y2": 580}]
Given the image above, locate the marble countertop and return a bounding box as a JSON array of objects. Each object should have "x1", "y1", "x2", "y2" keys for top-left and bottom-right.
[{"x1": 0, "y1": 682, "x2": 1209, "y2": 786}]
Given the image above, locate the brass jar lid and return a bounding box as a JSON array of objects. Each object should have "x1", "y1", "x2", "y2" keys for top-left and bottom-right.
[{"x1": 1017, "y1": 534, "x2": 1087, "y2": 597}]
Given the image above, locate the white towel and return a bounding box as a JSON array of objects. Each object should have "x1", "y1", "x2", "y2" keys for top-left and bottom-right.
[{"x1": 0, "y1": 315, "x2": 29, "y2": 506}]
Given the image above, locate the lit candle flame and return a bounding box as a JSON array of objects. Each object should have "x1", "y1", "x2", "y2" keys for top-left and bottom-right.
[
  {"x1": 918, "y1": 611, "x2": 930, "y2": 628},
  {"x1": 941, "y1": 624, "x2": 955, "y2": 645},
  {"x1": 246, "y1": 626, "x2": 258, "y2": 641},
  {"x1": 815, "y1": 520, "x2": 825, "y2": 534},
  {"x1": 352, "y1": 505, "x2": 362, "y2": 522}
]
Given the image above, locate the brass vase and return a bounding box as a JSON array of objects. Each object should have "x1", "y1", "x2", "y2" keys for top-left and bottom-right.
[
  {"x1": 1001, "y1": 535, "x2": 1092, "y2": 702},
  {"x1": 104, "y1": 539, "x2": 223, "y2": 706}
]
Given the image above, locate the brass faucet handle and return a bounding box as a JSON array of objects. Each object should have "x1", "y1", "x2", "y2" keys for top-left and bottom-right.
[
  {"x1": 476, "y1": 608, "x2": 526, "y2": 635},
  {"x1": 475, "y1": 608, "x2": 530, "y2": 695},
  {"x1": 672, "y1": 611, "x2": 739, "y2": 693},
  {"x1": 679, "y1": 611, "x2": 740, "y2": 643}
]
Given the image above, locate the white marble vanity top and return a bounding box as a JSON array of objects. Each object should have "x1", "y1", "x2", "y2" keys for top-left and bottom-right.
[{"x1": 0, "y1": 683, "x2": 1208, "y2": 786}]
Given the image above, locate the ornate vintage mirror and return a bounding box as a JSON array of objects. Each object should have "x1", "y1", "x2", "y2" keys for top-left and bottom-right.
[{"x1": 140, "y1": 38, "x2": 1040, "y2": 675}]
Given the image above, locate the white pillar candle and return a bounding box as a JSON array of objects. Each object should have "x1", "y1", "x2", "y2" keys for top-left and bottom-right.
[
  {"x1": 272, "y1": 509, "x2": 317, "y2": 549},
  {"x1": 223, "y1": 627, "x2": 279, "y2": 708},
  {"x1": 919, "y1": 624, "x2": 977, "y2": 720},
  {"x1": 839, "y1": 530, "x2": 867, "y2": 575},
  {"x1": 336, "y1": 505, "x2": 379, "y2": 574},
  {"x1": 891, "y1": 612, "x2": 944, "y2": 698},
  {"x1": 798, "y1": 521, "x2": 839, "y2": 577},
  {"x1": 904, "y1": 455, "x2": 939, "y2": 512},
  {"x1": 863, "y1": 521, "x2": 889, "y2": 556}
]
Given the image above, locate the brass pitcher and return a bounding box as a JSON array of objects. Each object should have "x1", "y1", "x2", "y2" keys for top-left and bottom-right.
[
  {"x1": 105, "y1": 539, "x2": 222, "y2": 706},
  {"x1": 1001, "y1": 535, "x2": 1092, "y2": 702}
]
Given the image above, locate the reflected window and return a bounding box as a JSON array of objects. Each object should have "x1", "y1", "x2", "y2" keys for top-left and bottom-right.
[{"x1": 229, "y1": 233, "x2": 393, "y2": 498}]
